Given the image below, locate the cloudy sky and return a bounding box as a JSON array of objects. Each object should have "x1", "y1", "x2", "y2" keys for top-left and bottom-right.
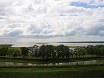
[{"x1": 0, "y1": 0, "x2": 104, "y2": 38}]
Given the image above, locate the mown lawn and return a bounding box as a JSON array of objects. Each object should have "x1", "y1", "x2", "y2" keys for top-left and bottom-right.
[
  {"x1": 0, "y1": 56, "x2": 104, "y2": 78},
  {"x1": 0, "y1": 56, "x2": 102, "y2": 64},
  {"x1": 1, "y1": 65, "x2": 104, "y2": 72},
  {"x1": 0, "y1": 70, "x2": 104, "y2": 78},
  {"x1": 0, "y1": 65, "x2": 104, "y2": 78}
]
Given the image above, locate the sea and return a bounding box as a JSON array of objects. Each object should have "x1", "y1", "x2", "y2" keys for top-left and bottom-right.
[{"x1": 0, "y1": 35, "x2": 104, "y2": 47}]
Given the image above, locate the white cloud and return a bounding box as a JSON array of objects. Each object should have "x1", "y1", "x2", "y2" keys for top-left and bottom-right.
[{"x1": 0, "y1": 0, "x2": 104, "y2": 37}]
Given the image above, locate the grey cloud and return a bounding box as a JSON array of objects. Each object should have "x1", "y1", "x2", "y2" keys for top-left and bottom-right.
[
  {"x1": 6, "y1": 30, "x2": 23, "y2": 37},
  {"x1": 86, "y1": 25, "x2": 104, "y2": 35},
  {"x1": 0, "y1": 0, "x2": 104, "y2": 37},
  {"x1": 27, "y1": 24, "x2": 42, "y2": 34}
]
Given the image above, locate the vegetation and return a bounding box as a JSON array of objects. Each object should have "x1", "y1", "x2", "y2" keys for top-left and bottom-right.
[
  {"x1": 0, "y1": 44, "x2": 104, "y2": 78},
  {"x1": 0, "y1": 45, "x2": 104, "y2": 60},
  {"x1": 0, "y1": 65, "x2": 104, "y2": 78}
]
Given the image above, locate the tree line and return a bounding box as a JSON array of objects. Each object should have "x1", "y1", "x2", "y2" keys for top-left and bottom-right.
[{"x1": 0, "y1": 45, "x2": 104, "y2": 60}]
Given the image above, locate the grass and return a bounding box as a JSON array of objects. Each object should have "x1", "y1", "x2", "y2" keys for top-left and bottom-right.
[
  {"x1": 0, "y1": 56, "x2": 104, "y2": 78},
  {"x1": 0, "y1": 55, "x2": 103, "y2": 63},
  {"x1": 0, "y1": 66, "x2": 104, "y2": 78},
  {"x1": 1, "y1": 65, "x2": 104, "y2": 72},
  {"x1": 0, "y1": 71, "x2": 104, "y2": 78}
]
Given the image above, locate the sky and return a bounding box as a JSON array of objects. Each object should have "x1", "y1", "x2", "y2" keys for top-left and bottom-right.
[{"x1": 0, "y1": 0, "x2": 104, "y2": 38}]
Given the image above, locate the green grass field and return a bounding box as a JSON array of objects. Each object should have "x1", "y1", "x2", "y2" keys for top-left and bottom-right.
[
  {"x1": 0, "y1": 65, "x2": 104, "y2": 78},
  {"x1": 0, "y1": 56, "x2": 104, "y2": 78},
  {"x1": 1, "y1": 65, "x2": 104, "y2": 72},
  {"x1": 0, "y1": 55, "x2": 101, "y2": 63},
  {"x1": 0, "y1": 71, "x2": 104, "y2": 78}
]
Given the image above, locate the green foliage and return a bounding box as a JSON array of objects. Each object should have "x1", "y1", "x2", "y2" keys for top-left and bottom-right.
[
  {"x1": 20, "y1": 47, "x2": 29, "y2": 56},
  {"x1": 0, "y1": 44, "x2": 104, "y2": 60},
  {"x1": 0, "y1": 46, "x2": 9, "y2": 56},
  {"x1": 8, "y1": 48, "x2": 21, "y2": 57},
  {"x1": 86, "y1": 45, "x2": 104, "y2": 57}
]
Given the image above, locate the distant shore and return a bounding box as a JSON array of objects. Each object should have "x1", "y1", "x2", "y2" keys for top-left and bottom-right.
[{"x1": 57, "y1": 41, "x2": 104, "y2": 43}]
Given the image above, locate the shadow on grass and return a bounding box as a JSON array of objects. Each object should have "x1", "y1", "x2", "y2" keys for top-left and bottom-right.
[{"x1": 0, "y1": 70, "x2": 104, "y2": 78}]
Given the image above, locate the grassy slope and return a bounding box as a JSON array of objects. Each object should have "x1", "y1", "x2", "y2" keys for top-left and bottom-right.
[
  {"x1": 0, "y1": 56, "x2": 104, "y2": 78},
  {"x1": 0, "y1": 56, "x2": 103, "y2": 63},
  {"x1": 1, "y1": 65, "x2": 104, "y2": 72},
  {"x1": 0, "y1": 71, "x2": 104, "y2": 78},
  {"x1": 0, "y1": 66, "x2": 104, "y2": 78}
]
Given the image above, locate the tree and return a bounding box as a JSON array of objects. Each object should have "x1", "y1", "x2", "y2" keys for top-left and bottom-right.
[
  {"x1": 56, "y1": 45, "x2": 69, "y2": 59},
  {"x1": 39, "y1": 45, "x2": 46, "y2": 59},
  {"x1": 86, "y1": 45, "x2": 94, "y2": 56},
  {"x1": 8, "y1": 48, "x2": 21, "y2": 57},
  {"x1": 0, "y1": 46, "x2": 8, "y2": 56},
  {"x1": 45, "y1": 45, "x2": 54, "y2": 59},
  {"x1": 64, "y1": 46, "x2": 70, "y2": 59},
  {"x1": 29, "y1": 45, "x2": 39, "y2": 59},
  {"x1": 20, "y1": 47, "x2": 29, "y2": 57}
]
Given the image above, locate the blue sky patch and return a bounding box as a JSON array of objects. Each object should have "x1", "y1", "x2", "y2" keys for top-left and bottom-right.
[
  {"x1": 70, "y1": 1, "x2": 104, "y2": 9},
  {"x1": 60, "y1": 13, "x2": 78, "y2": 16}
]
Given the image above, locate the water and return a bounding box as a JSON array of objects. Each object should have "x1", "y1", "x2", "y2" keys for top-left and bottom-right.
[
  {"x1": 0, "y1": 35, "x2": 104, "y2": 47},
  {"x1": 9, "y1": 42, "x2": 104, "y2": 47},
  {"x1": 49, "y1": 43, "x2": 104, "y2": 46},
  {"x1": 0, "y1": 60, "x2": 104, "y2": 66}
]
